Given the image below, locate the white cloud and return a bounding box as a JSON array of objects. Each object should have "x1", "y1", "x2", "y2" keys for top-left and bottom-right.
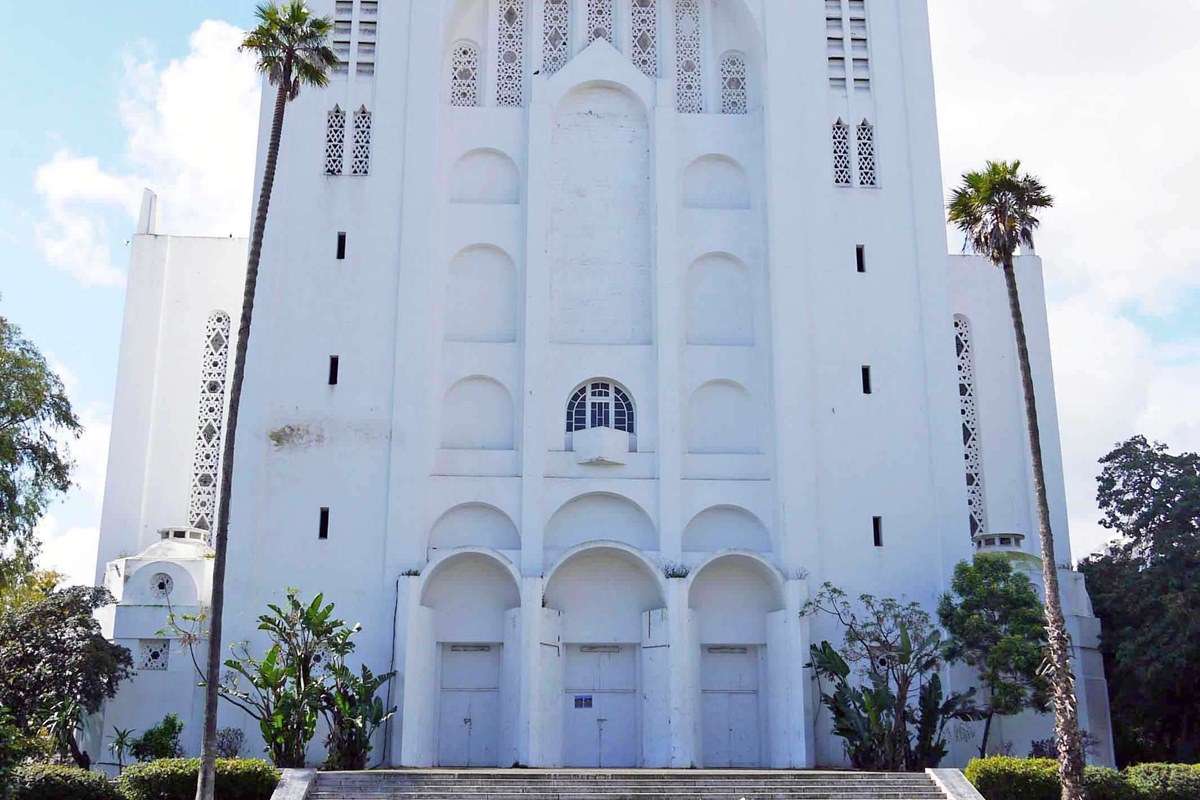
[
  {"x1": 35, "y1": 515, "x2": 100, "y2": 588},
  {"x1": 32, "y1": 20, "x2": 260, "y2": 286},
  {"x1": 930, "y1": 1, "x2": 1200, "y2": 558}
]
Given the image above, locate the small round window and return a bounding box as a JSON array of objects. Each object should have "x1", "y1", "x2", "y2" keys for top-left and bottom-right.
[{"x1": 150, "y1": 572, "x2": 174, "y2": 599}]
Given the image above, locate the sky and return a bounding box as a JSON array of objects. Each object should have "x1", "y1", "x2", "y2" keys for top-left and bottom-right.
[{"x1": 2, "y1": 1, "x2": 1198, "y2": 587}]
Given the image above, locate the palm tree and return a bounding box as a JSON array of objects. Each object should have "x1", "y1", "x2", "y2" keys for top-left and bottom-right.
[
  {"x1": 195, "y1": 4, "x2": 335, "y2": 799},
  {"x1": 948, "y1": 161, "x2": 1084, "y2": 800}
]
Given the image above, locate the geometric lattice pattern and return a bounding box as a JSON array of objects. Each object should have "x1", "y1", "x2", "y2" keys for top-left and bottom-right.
[
  {"x1": 631, "y1": 0, "x2": 657, "y2": 77},
  {"x1": 543, "y1": 0, "x2": 570, "y2": 75},
  {"x1": 587, "y1": 0, "x2": 614, "y2": 45},
  {"x1": 187, "y1": 311, "x2": 231, "y2": 534},
  {"x1": 496, "y1": 0, "x2": 525, "y2": 107},
  {"x1": 832, "y1": 118, "x2": 852, "y2": 186},
  {"x1": 351, "y1": 106, "x2": 372, "y2": 175},
  {"x1": 674, "y1": 0, "x2": 703, "y2": 113},
  {"x1": 450, "y1": 41, "x2": 480, "y2": 107},
  {"x1": 856, "y1": 119, "x2": 877, "y2": 186},
  {"x1": 720, "y1": 52, "x2": 748, "y2": 115},
  {"x1": 325, "y1": 106, "x2": 346, "y2": 176},
  {"x1": 138, "y1": 640, "x2": 169, "y2": 671},
  {"x1": 955, "y1": 315, "x2": 988, "y2": 538},
  {"x1": 150, "y1": 572, "x2": 174, "y2": 599}
]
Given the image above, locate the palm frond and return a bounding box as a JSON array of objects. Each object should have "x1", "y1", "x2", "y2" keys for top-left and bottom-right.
[
  {"x1": 240, "y1": 1, "x2": 335, "y2": 94},
  {"x1": 947, "y1": 160, "x2": 1054, "y2": 268}
]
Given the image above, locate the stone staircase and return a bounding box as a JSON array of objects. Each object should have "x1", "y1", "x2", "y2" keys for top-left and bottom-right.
[{"x1": 298, "y1": 770, "x2": 957, "y2": 800}]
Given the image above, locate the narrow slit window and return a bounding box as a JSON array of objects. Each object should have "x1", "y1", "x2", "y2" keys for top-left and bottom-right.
[
  {"x1": 319, "y1": 507, "x2": 330, "y2": 539},
  {"x1": 872, "y1": 516, "x2": 883, "y2": 547},
  {"x1": 856, "y1": 245, "x2": 866, "y2": 273},
  {"x1": 328, "y1": 356, "x2": 340, "y2": 386},
  {"x1": 861, "y1": 365, "x2": 872, "y2": 394},
  {"x1": 336, "y1": 232, "x2": 347, "y2": 260}
]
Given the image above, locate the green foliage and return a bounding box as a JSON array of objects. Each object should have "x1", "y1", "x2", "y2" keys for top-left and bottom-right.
[
  {"x1": 804, "y1": 583, "x2": 981, "y2": 771},
  {"x1": 321, "y1": 658, "x2": 396, "y2": 770},
  {"x1": 1079, "y1": 436, "x2": 1200, "y2": 765},
  {"x1": 964, "y1": 757, "x2": 1200, "y2": 800},
  {"x1": 129, "y1": 714, "x2": 184, "y2": 762},
  {"x1": 1123, "y1": 764, "x2": 1200, "y2": 800},
  {"x1": 118, "y1": 758, "x2": 279, "y2": 800},
  {"x1": 214, "y1": 727, "x2": 245, "y2": 759},
  {"x1": 0, "y1": 571, "x2": 61, "y2": 618},
  {"x1": 240, "y1": 2, "x2": 338, "y2": 95},
  {"x1": 10, "y1": 763, "x2": 122, "y2": 800},
  {"x1": 938, "y1": 554, "x2": 1050, "y2": 756},
  {"x1": 0, "y1": 587, "x2": 132, "y2": 768},
  {"x1": 220, "y1": 590, "x2": 351, "y2": 767},
  {"x1": 946, "y1": 159, "x2": 1054, "y2": 266},
  {"x1": 0, "y1": 315, "x2": 81, "y2": 581},
  {"x1": 107, "y1": 727, "x2": 135, "y2": 773}
]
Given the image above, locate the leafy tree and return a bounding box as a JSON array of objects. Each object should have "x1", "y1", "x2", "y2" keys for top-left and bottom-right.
[
  {"x1": 321, "y1": 657, "x2": 395, "y2": 770},
  {"x1": 0, "y1": 569, "x2": 61, "y2": 617},
  {"x1": 197, "y1": 6, "x2": 336, "y2": 797},
  {"x1": 1079, "y1": 436, "x2": 1200, "y2": 764},
  {"x1": 0, "y1": 314, "x2": 80, "y2": 582},
  {"x1": 129, "y1": 714, "x2": 185, "y2": 762},
  {"x1": 804, "y1": 583, "x2": 981, "y2": 770},
  {"x1": 939, "y1": 554, "x2": 1050, "y2": 758},
  {"x1": 108, "y1": 726, "x2": 135, "y2": 773},
  {"x1": 0, "y1": 586, "x2": 132, "y2": 768},
  {"x1": 948, "y1": 161, "x2": 1085, "y2": 800}
]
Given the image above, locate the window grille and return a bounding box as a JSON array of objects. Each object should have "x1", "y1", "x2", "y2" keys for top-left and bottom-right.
[
  {"x1": 450, "y1": 41, "x2": 480, "y2": 107},
  {"x1": 352, "y1": 106, "x2": 372, "y2": 175},
  {"x1": 832, "y1": 119, "x2": 852, "y2": 186},
  {"x1": 631, "y1": 0, "x2": 657, "y2": 77},
  {"x1": 187, "y1": 312, "x2": 231, "y2": 535},
  {"x1": 497, "y1": 0, "x2": 525, "y2": 107},
  {"x1": 565, "y1": 380, "x2": 636, "y2": 450},
  {"x1": 674, "y1": 0, "x2": 703, "y2": 113},
  {"x1": 826, "y1": 0, "x2": 870, "y2": 90},
  {"x1": 325, "y1": 106, "x2": 346, "y2": 176},
  {"x1": 138, "y1": 640, "x2": 169, "y2": 671},
  {"x1": 587, "y1": 0, "x2": 614, "y2": 45},
  {"x1": 955, "y1": 316, "x2": 988, "y2": 537},
  {"x1": 543, "y1": 0, "x2": 570, "y2": 75},
  {"x1": 720, "y1": 52, "x2": 747, "y2": 114},
  {"x1": 856, "y1": 120, "x2": 877, "y2": 186}
]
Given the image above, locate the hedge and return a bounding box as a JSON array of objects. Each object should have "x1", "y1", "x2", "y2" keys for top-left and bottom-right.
[
  {"x1": 10, "y1": 763, "x2": 123, "y2": 800},
  {"x1": 118, "y1": 758, "x2": 279, "y2": 800},
  {"x1": 965, "y1": 757, "x2": 1200, "y2": 800}
]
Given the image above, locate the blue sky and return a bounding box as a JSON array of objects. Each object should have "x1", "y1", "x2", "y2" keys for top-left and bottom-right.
[{"x1": 3, "y1": 1, "x2": 1198, "y2": 585}]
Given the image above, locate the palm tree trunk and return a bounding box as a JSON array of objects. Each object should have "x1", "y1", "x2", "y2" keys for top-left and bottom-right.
[
  {"x1": 195, "y1": 74, "x2": 290, "y2": 800},
  {"x1": 1001, "y1": 257, "x2": 1085, "y2": 800}
]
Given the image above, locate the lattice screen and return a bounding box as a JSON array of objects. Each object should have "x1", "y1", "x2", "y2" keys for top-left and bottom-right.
[
  {"x1": 674, "y1": 0, "x2": 703, "y2": 113},
  {"x1": 720, "y1": 52, "x2": 747, "y2": 115},
  {"x1": 543, "y1": 0, "x2": 570, "y2": 75},
  {"x1": 325, "y1": 106, "x2": 346, "y2": 176},
  {"x1": 955, "y1": 316, "x2": 988, "y2": 537},
  {"x1": 352, "y1": 106, "x2": 372, "y2": 175},
  {"x1": 857, "y1": 120, "x2": 877, "y2": 186},
  {"x1": 497, "y1": 0, "x2": 525, "y2": 107},
  {"x1": 450, "y1": 42, "x2": 480, "y2": 107},
  {"x1": 631, "y1": 0, "x2": 657, "y2": 77},
  {"x1": 832, "y1": 119, "x2": 852, "y2": 186},
  {"x1": 187, "y1": 312, "x2": 231, "y2": 534}
]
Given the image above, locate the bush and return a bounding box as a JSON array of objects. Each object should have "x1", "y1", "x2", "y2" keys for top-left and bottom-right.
[
  {"x1": 10, "y1": 763, "x2": 122, "y2": 800},
  {"x1": 129, "y1": 714, "x2": 183, "y2": 762},
  {"x1": 119, "y1": 758, "x2": 279, "y2": 800},
  {"x1": 1085, "y1": 767, "x2": 1136, "y2": 800},
  {"x1": 1124, "y1": 764, "x2": 1200, "y2": 800},
  {"x1": 965, "y1": 756, "x2": 1060, "y2": 800},
  {"x1": 214, "y1": 727, "x2": 245, "y2": 759}
]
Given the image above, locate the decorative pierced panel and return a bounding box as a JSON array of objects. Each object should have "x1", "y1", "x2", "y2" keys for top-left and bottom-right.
[
  {"x1": 856, "y1": 120, "x2": 877, "y2": 186},
  {"x1": 832, "y1": 119, "x2": 852, "y2": 186},
  {"x1": 825, "y1": 0, "x2": 870, "y2": 90},
  {"x1": 631, "y1": 0, "x2": 657, "y2": 77},
  {"x1": 449, "y1": 41, "x2": 480, "y2": 107},
  {"x1": 674, "y1": 0, "x2": 703, "y2": 113},
  {"x1": 150, "y1": 573, "x2": 174, "y2": 599},
  {"x1": 955, "y1": 316, "x2": 988, "y2": 537},
  {"x1": 720, "y1": 52, "x2": 748, "y2": 115},
  {"x1": 325, "y1": 106, "x2": 346, "y2": 176},
  {"x1": 496, "y1": 0, "x2": 525, "y2": 107},
  {"x1": 351, "y1": 106, "x2": 372, "y2": 175},
  {"x1": 566, "y1": 381, "x2": 637, "y2": 447},
  {"x1": 138, "y1": 640, "x2": 169, "y2": 671},
  {"x1": 587, "y1": 0, "x2": 614, "y2": 45},
  {"x1": 543, "y1": 0, "x2": 570, "y2": 75},
  {"x1": 187, "y1": 312, "x2": 231, "y2": 534}
]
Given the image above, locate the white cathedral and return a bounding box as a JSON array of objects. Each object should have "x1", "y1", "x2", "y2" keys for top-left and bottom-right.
[{"x1": 87, "y1": 0, "x2": 1116, "y2": 771}]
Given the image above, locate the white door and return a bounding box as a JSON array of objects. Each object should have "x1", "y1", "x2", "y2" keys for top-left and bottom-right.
[
  {"x1": 563, "y1": 645, "x2": 639, "y2": 767},
  {"x1": 438, "y1": 644, "x2": 501, "y2": 767},
  {"x1": 700, "y1": 646, "x2": 762, "y2": 767}
]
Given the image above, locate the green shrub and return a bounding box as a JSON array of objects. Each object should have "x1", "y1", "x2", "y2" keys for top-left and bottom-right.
[
  {"x1": 119, "y1": 758, "x2": 279, "y2": 800},
  {"x1": 1124, "y1": 763, "x2": 1200, "y2": 800},
  {"x1": 1084, "y1": 767, "x2": 1135, "y2": 800},
  {"x1": 10, "y1": 763, "x2": 122, "y2": 800},
  {"x1": 129, "y1": 714, "x2": 184, "y2": 762},
  {"x1": 965, "y1": 756, "x2": 1060, "y2": 800}
]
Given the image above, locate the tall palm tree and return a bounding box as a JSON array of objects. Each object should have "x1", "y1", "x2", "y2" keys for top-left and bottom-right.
[
  {"x1": 948, "y1": 161, "x2": 1084, "y2": 800},
  {"x1": 195, "y1": 4, "x2": 335, "y2": 799}
]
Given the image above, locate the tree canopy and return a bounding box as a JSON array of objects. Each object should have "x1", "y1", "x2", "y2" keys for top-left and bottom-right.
[
  {"x1": 1079, "y1": 435, "x2": 1200, "y2": 764},
  {"x1": 0, "y1": 314, "x2": 80, "y2": 581},
  {"x1": 939, "y1": 554, "x2": 1050, "y2": 757}
]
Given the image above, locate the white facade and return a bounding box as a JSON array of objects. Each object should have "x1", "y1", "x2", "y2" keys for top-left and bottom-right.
[{"x1": 89, "y1": 0, "x2": 1114, "y2": 770}]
